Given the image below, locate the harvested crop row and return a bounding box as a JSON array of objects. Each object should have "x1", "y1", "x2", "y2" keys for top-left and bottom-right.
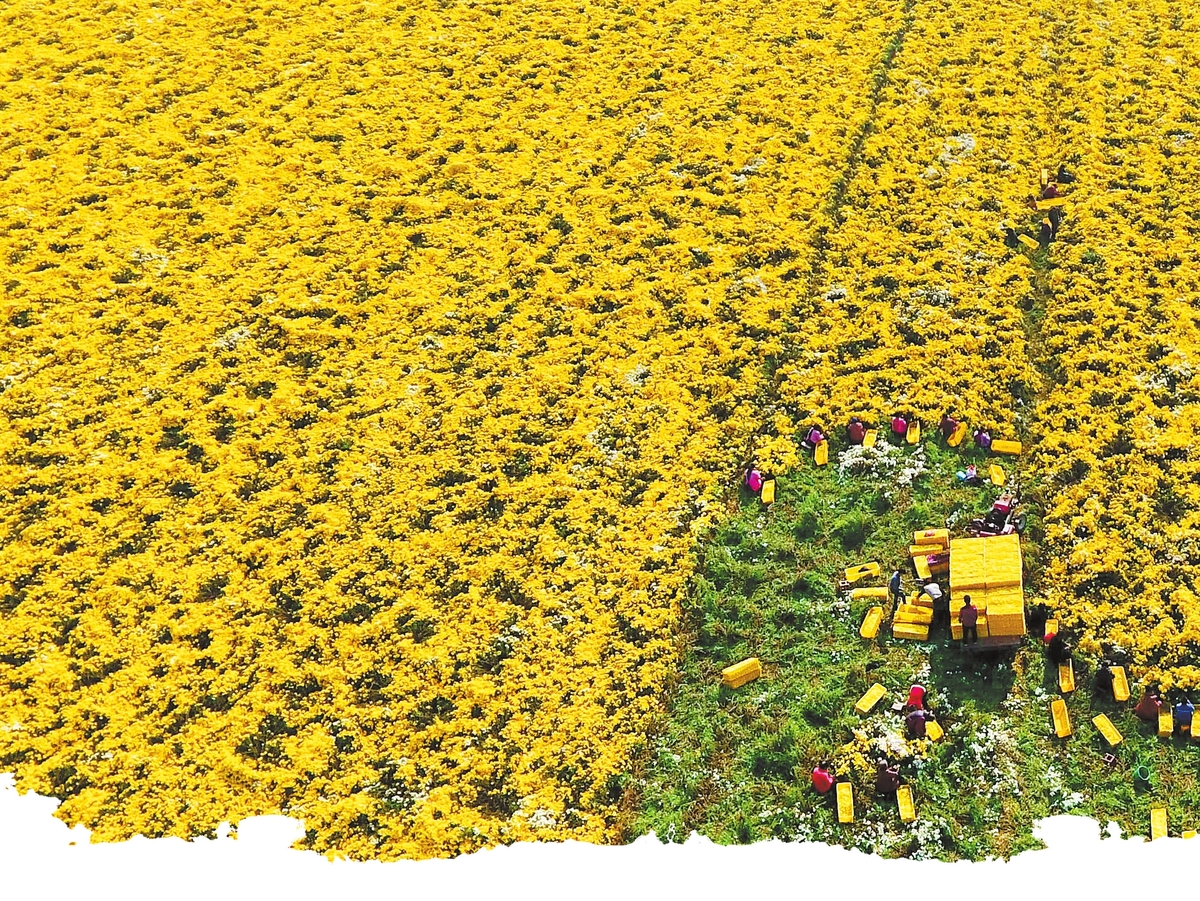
[
  {"x1": 1031, "y1": 0, "x2": 1200, "y2": 689},
  {"x1": 773, "y1": 0, "x2": 1057, "y2": 446},
  {"x1": 0, "y1": 0, "x2": 907, "y2": 857}
]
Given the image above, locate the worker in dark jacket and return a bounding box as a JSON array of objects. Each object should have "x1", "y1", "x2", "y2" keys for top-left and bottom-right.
[
  {"x1": 1046, "y1": 631, "x2": 1072, "y2": 665},
  {"x1": 939, "y1": 413, "x2": 960, "y2": 442},
  {"x1": 905, "y1": 708, "x2": 930, "y2": 739},
  {"x1": 875, "y1": 761, "x2": 901, "y2": 795}
]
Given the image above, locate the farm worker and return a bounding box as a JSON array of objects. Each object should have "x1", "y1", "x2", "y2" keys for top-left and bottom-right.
[
  {"x1": 891, "y1": 412, "x2": 908, "y2": 439},
  {"x1": 924, "y1": 582, "x2": 949, "y2": 634},
  {"x1": 1094, "y1": 661, "x2": 1115, "y2": 695},
  {"x1": 1038, "y1": 217, "x2": 1053, "y2": 246},
  {"x1": 1056, "y1": 164, "x2": 1076, "y2": 184},
  {"x1": 957, "y1": 464, "x2": 984, "y2": 486},
  {"x1": 847, "y1": 417, "x2": 866, "y2": 445},
  {"x1": 804, "y1": 425, "x2": 826, "y2": 448},
  {"x1": 875, "y1": 761, "x2": 901, "y2": 795},
  {"x1": 1045, "y1": 631, "x2": 1072, "y2": 666},
  {"x1": 811, "y1": 762, "x2": 835, "y2": 795},
  {"x1": 1042, "y1": 181, "x2": 1062, "y2": 200},
  {"x1": 1175, "y1": 699, "x2": 1195, "y2": 736},
  {"x1": 939, "y1": 413, "x2": 960, "y2": 442},
  {"x1": 889, "y1": 569, "x2": 903, "y2": 605},
  {"x1": 745, "y1": 468, "x2": 764, "y2": 493},
  {"x1": 973, "y1": 428, "x2": 992, "y2": 450},
  {"x1": 905, "y1": 685, "x2": 926, "y2": 711},
  {"x1": 1134, "y1": 687, "x2": 1162, "y2": 721},
  {"x1": 959, "y1": 596, "x2": 979, "y2": 645},
  {"x1": 904, "y1": 708, "x2": 930, "y2": 739},
  {"x1": 1048, "y1": 205, "x2": 1065, "y2": 238}
]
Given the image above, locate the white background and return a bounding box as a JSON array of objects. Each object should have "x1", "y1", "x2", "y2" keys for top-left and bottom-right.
[{"x1": 2, "y1": 773, "x2": 1198, "y2": 900}]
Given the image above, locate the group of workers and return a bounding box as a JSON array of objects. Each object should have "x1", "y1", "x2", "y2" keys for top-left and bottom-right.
[
  {"x1": 1004, "y1": 164, "x2": 1073, "y2": 250},
  {"x1": 1130, "y1": 685, "x2": 1195, "y2": 736},
  {"x1": 889, "y1": 567, "x2": 965, "y2": 641},
  {"x1": 745, "y1": 409, "x2": 998, "y2": 482},
  {"x1": 810, "y1": 685, "x2": 937, "y2": 800}
]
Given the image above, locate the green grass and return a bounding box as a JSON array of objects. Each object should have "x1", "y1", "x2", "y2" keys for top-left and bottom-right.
[{"x1": 628, "y1": 438, "x2": 1200, "y2": 858}]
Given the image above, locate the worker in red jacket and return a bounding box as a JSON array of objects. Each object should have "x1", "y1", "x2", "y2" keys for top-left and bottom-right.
[
  {"x1": 959, "y1": 596, "x2": 979, "y2": 645},
  {"x1": 1134, "y1": 687, "x2": 1162, "y2": 721},
  {"x1": 847, "y1": 417, "x2": 866, "y2": 445},
  {"x1": 811, "y1": 762, "x2": 835, "y2": 795}
]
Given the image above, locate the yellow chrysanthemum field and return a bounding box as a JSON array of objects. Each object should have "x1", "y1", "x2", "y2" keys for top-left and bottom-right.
[{"x1": 2, "y1": 0, "x2": 1200, "y2": 859}]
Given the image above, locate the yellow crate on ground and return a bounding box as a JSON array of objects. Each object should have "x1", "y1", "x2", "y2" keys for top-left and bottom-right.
[
  {"x1": 897, "y1": 785, "x2": 916, "y2": 823},
  {"x1": 1059, "y1": 661, "x2": 1075, "y2": 693},
  {"x1": 1036, "y1": 196, "x2": 1069, "y2": 209},
  {"x1": 913, "y1": 528, "x2": 950, "y2": 549},
  {"x1": 845, "y1": 562, "x2": 881, "y2": 583},
  {"x1": 990, "y1": 438, "x2": 1022, "y2": 455},
  {"x1": 1151, "y1": 807, "x2": 1167, "y2": 841},
  {"x1": 913, "y1": 556, "x2": 932, "y2": 581},
  {"x1": 837, "y1": 782, "x2": 854, "y2": 823},
  {"x1": 721, "y1": 658, "x2": 762, "y2": 689},
  {"x1": 947, "y1": 421, "x2": 968, "y2": 447},
  {"x1": 863, "y1": 428, "x2": 877, "y2": 448},
  {"x1": 912, "y1": 593, "x2": 935, "y2": 609},
  {"x1": 1184, "y1": 830, "x2": 1196, "y2": 839},
  {"x1": 925, "y1": 719, "x2": 944, "y2": 742},
  {"x1": 896, "y1": 604, "x2": 933, "y2": 623},
  {"x1": 988, "y1": 463, "x2": 1005, "y2": 486},
  {"x1": 761, "y1": 479, "x2": 776, "y2": 505},
  {"x1": 1112, "y1": 666, "x2": 1130, "y2": 702},
  {"x1": 1051, "y1": 698, "x2": 1072, "y2": 738},
  {"x1": 1093, "y1": 714, "x2": 1123, "y2": 746},
  {"x1": 893, "y1": 622, "x2": 930, "y2": 641},
  {"x1": 855, "y1": 683, "x2": 888, "y2": 714},
  {"x1": 860, "y1": 607, "x2": 883, "y2": 640},
  {"x1": 851, "y1": 586, "x2": 889, "y2": 599},
  {"x1": 1159, "y1": 708, "x2": 1174, "y2": 738},
  {"x1": 815, "y1": 440, "x2": 828, "y2": 466},
  {"x1": 906, "y1": 421, "x2": 921, "y2": 444}
]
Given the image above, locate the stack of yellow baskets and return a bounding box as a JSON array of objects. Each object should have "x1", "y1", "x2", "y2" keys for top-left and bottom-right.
[
  {"x1": 948, "y1": 534, "x2": 1025, "y2": 640},
  {"x1": 892, "y1": 529, "x2": 950, "y2": 641}
]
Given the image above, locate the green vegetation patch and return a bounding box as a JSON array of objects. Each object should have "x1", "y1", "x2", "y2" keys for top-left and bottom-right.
[{"x1": 629, "y1": 440, "x2": 1200, "y2": 858}]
